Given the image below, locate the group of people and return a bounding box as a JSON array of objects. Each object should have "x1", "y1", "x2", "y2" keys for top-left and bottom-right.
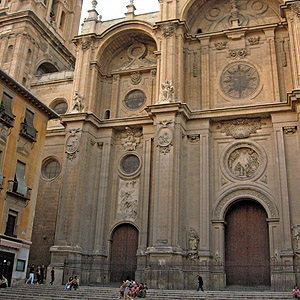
[
  {"x1": 118, "y1": 280, "x2": 148, "y2": 299},
  {"x1": 65, "y1": 276, "x2": 79, "y2": 290},
  {"x1": 25, "y1": 264, "x2": 55, "y2": 285},
  {"x1": 25, "y1": 264, "x2": 46, "y2": 284}
]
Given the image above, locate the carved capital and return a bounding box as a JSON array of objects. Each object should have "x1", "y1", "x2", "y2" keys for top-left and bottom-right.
[{"x1": 292, "y1": 3, "x2": 300, "y2": 19}]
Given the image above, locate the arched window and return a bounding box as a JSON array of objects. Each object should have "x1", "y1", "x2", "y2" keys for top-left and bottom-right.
[
  {"x1": 104, "y1": 110, "x2": 110, "y2": 120},
  {"x1": 36, "y1": 62, "x2": 58, "y2": 75},
  {"x1": 26, "y1": 49, "x2": 32, "y2": 65},
  {"x1": 5, "y1": 45, "x2": 13, "y2": 63}
]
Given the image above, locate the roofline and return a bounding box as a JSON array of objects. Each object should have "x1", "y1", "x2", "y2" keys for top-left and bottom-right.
[{"x1": 0, "y1": 68, "x2": 59, "y2": 120}]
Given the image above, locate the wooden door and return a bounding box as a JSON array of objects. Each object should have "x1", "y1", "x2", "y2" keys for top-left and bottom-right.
[
  {"x1": 110, "y1": 224, "x2": 138, "y2": 282},
  {"x1": 225, "y1": 200, "x2": 270, "y2": 287}
]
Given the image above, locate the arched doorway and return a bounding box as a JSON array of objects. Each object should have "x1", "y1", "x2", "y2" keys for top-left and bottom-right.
[
  {"x1": 225, "y1": 200, "x2": 270, "y2": 287},
  {"x1": 110, "y1": 224, "x2": 138, "y2": 282}
]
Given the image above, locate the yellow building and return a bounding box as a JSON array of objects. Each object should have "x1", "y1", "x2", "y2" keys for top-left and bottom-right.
[{"x1": 0, "y1": 68, "x2": 58, "y2": 286}]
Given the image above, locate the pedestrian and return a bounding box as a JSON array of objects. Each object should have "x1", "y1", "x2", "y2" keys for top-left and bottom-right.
[
  {"x1": 40, "y1": 265, "x2": 45, "y2": 284},
  {"x1": 36, "y1": 266, "x2": 41, "y2": 284},
  {"x1": 293, "y1": 285, "x2": 300, "y2": 299},
  {"x1": 26, "y1": 264, "x2": 35, "y2": 284},
  {"x1": 50, "y1": 267, "x2": 55, "y2": 285},
  {"x1": 196, "y1": 274, "x2": 204, "y2": 292}
]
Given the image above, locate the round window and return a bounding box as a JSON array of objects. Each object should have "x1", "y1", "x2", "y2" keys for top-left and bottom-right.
[
  {"x1": 124, "y1": 90, "x2": 146, "y2": 110},
  {"x1": 52, "y1": 101, "x2": 68, "y2": 114},
  {"x1": 120, "y1": 154, "x2": 140, "y2": 175},
  {"x1": 42, "y1": 158, "x2": 61, "y2": 180}
]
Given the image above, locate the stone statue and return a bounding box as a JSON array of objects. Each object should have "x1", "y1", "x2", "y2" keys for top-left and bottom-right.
[
  {"x1": 71, "y1": 91, "x2": 84, "y2": 113},
  {"x1": 160, "y1": 80, "x2": 175, "y2": 103},
  {"x1": 189, "y1": 227, "x2": 199, "y2": 251},
  {"x1": 292, "y1": 225, "x2": 300, "y2": 250}
]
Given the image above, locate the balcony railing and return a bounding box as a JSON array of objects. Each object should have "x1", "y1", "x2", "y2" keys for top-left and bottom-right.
[
  {"x1": 0, "y1": 106, "x2": 15, "y2": 128},
  {"x1": 19, "y1": 122, "x2": 37, "y2": 142},
  {"x1": 7, "y1": 180, "x2": 31, "y2": 200}
]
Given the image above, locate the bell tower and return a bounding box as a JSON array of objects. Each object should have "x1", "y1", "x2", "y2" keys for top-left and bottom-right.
[{"x1": 0, "y1": 0, "x2": 82, "y2": 86}]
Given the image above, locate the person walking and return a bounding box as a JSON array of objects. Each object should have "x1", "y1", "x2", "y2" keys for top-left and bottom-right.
[
  {"x1": 26, "y1": 264, "x2": 35, "y2": 284},
  {"x1": 40, "y1": 265, "x2": 45, "y2": 284},
  {"x1": 196, "y1": 274, "x2": 204, "y2": 292},
  {"x1": 50, "y1": 267, "x2": 55, "y2": 285}
]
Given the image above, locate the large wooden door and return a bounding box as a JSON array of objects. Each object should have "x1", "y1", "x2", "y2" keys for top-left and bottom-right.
[
  {"x1": 225, "y1": 200, "x2": 270, "y2": 287},
  {"x1": 110, "y1": 224, "x2": 138, "y2": 282}
]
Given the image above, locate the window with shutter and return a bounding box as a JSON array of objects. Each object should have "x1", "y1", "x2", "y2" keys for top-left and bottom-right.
[{"x1": 14, "y1": 161, "x2": 27, "y2": 196}]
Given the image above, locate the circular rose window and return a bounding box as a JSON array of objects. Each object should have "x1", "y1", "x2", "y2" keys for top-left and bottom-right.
[
  {"x1": 120, "y1": 154, "x2": 141, "y2": 176},
  {"x1": 124, "y1": 90, "x2": 146, "y2": 110},
  {"x1": 42, "y1": 158, "x2": 61, "y2": 180},
  {"x1": 220, "y1": 64, "x2": 259, "y2": 99}
]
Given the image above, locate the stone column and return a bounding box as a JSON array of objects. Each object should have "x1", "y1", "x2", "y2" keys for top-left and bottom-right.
[
  {"x1": 271, "y1": 115, "x2": 295, "y2": 289},
  {"x1": 199, "y1": 37, "x2": 210, "y2": 110},
  {"x1": 199, "y1": 122, "x2": 211, "y2": 257},
  {"x1": 145, "y1": 103, "x2": 189, "y2": 289}
]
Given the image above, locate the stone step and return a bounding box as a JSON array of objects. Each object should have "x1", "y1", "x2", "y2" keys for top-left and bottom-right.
[{"x1": 0, "y1": 285, "x2": 292, "y2": 300}]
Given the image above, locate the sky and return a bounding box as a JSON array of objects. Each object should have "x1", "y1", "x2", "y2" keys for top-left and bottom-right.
[{"x1": 81, "y1": 0, "x2": 160, "y2": 23}]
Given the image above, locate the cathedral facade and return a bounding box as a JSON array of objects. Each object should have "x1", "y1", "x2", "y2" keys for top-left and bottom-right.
[{"x1": 1, "y1": 0, "x2": 300, "y2": 290}]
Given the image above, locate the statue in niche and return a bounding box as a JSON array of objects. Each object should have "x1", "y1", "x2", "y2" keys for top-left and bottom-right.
[
  {"x1": 160, "y1": 80, "x2": 175, "y2": 103},
  {"x1": 189, "y1": 227, "x2": 199, "y2": 251},
  {"x1": 71, "y1": 91, "x2": 84, "y2": 113}
]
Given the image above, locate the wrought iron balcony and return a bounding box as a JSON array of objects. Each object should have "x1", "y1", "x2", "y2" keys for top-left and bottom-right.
[
  {"x1": 0, "y1": 106, "x2": 15, "y2": 128},
  {"x1": 19, "y1": 122, "x2": 37, "y2": 142},
  {"x1": 7, "y1": 180, "x2": 31, "y2": 200}
]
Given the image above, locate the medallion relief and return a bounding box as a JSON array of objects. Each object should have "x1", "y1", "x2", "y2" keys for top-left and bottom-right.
[
  {"x1": 156, "y1": 120, "x2": 173, "y2": 154},
  {"x1": 221, "y1": 141, "x2": 267, "y2": 182},
  {"x1": 220, "y1": 63, "x2": 259, "y2": 99},
  {"x1": 65, "y1": 128, "x2": 80, "y2": 161}
]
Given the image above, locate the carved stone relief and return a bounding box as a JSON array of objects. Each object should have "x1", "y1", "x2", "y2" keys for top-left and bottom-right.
[
  {"x1": 221, "y1": 141, "x2": 267, "y2": 182},
  {"x1": 214, "y1": 188, "x2": 278, "y2": 220},
  {"x1": 119, "y1": 127, "x2": 142, "y2": 151},
  {"x1": 292, "y1": 225, "x2": 300, "y2": 256},
  {"x1": 220, "y1": 118, "x2": 261, "y2": 139},
  {"x1": 284, "y1": 126, "x2": 297, "y2": 135},
  {"x1": 157, "y1": 120, "x2": 173, "y2": 154},
  {"x1": 248, "y1": 37, "x2": 260, "y2": 45},
  {"x1": 292, "y1": 3, "x2": 300, "y2": 19},
  {"x1": 187, "y1": 134, "x2": 200, "y2": 143},
  {"x1": 229, "y1": 48, "x2": 247, "y2": 59},
  {"x1": 117, "y1": 179, "x2": 139, "y2": 220},
  {"x1": 215, "y1": 41, "x2": 227, "y2": 50},
  {"x1": 65, "y1": 128, "x2": 80, "y2": 160},
  {"x1": 81, "y1": 39, "x2": 91, "y2": 51},
  {"x1": 131, "y1": 72, "x2": 142, "y2": 85},
  {"x1": 188, "y1": 227, "x2": 199, "y2": 261},
  {"x1": 220, "y1": 64, "x2": 259, "y2": 99},
  {"x1": 112, "y1": 43, "x2": 156, "y2": 72},
  {"x1": 159, "y1": 80, "x2": 176, "y2": 103},
  {"x1": 228, "y1": 147, "x2": 259, "y2": 179},
  {"x1": 162, "y1": 24, "x2": 175, "y2": 38}
]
